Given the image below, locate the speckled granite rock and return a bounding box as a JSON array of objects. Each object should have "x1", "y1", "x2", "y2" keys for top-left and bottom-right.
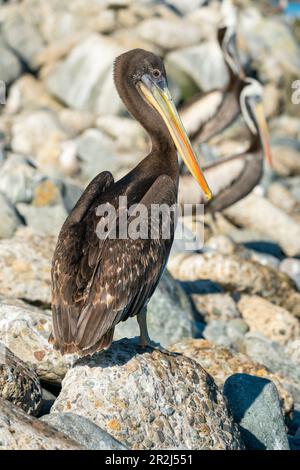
[
  {"x1": 0, "y1": 228, "x2": 55, "y2": 305},
  {"x1": 224, "y1": 374, "x2": 290, "y2": 450},
  {"x1": 0, "y1": 399, "x2": 82, "y2": 450},
  {"x1": 52, "y1": 339, "x2": 244, "y2": 450},
  {"x1": 168, "y1": 252, "x2": 300, "y2": 318},
  {"x1": 170, "y1": 339, "x2": 293, "y2": 418},
  {"x1": 41, "y1": 413, "x2": 127, "y2": 450},
  {"x1": 237, "y1": 295, "x2": 300, "y2": 345},
  {"x1": 0, "y1": 297, "x2": 71, "y2": 384},
  {"x1": 114, "y1": 271, "x2": 194, "y2": 347},
  {"x1": 0, "y1": 344, "x2": 42, "y2": 415},
  {"x1": 192, "y1": 292, "x2": 240, "y2": 323}
]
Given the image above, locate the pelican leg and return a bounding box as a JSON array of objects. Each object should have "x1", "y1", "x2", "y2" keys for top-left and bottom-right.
[{"x1": 137, "y1": 307, "x2": 178, "y2": 356}]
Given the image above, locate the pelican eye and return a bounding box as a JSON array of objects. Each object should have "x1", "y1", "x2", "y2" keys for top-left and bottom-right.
[{"x1": 152, "y1": 69, "x2": 161, "y2": 79}]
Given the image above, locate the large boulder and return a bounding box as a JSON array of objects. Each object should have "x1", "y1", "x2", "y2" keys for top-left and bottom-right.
[
  {"x1": 0, "y1": 297, "x2": 70, "y2": 384},
  {"x1": 0, "y1": 228, "x2": 54, "y2": 305},
  {"x1": 41, "y1": 413, "x2": 127, "y2": 450},
  {"x1": 170, "y1": 339, "x2": 294, "y2": 418},
  {"x1": 0, "y1": 399, "x2": 82, "y2": 450},
  {"x1": 52, "y1": 338, "x2": 244, "y2": 450},
  {"x1": 46, "y1": 34, "x2": 124, "y2": 115}
]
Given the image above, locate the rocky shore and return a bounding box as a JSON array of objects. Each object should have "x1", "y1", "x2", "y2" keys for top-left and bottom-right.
[{"x1": 0, "y1": 0, "x2": 300, "y2": 450}]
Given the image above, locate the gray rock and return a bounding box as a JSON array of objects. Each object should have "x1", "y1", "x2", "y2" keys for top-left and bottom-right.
[
  {"x1": 0, "y1": 192, "x2": 23, "y2": 238},
  {"x1": 166, "y1": 41, "x2": 229, "y2": 99},
  {"x1": 62, "y1": 181, "x2": 83, "y2": 213},
  {"x1": 136, "y1": 18, "x2": 203, "y2": 50},
  {"x1": 164, "y1": 0, "x2": 207, "y2": 15},
  {"x1": 41, "y1": 413, "x2": 127, "y2": 450},
  {"x1": 76, "y1": 128, "x2": 120, "y2": 181},
  {"x1": 0, "y1": 297, "x2": 71, "y2": 384},
  {"x1": 0, "y1": 344, "x2": 42, "y2": 415},
  {"x1": 2, "y1": 13, "x2": 45, "y2": 70},
  {"x1": 0, "y1": 37, "x2": 22, "y2": 85},
  {"x1": 47, "y1": 34, "x2": 123, "y2": 114},
  {"x1": 114, "y1": 271, "x2": 194, "y2": 347},
  {"x1": 242, "y1": 333, "x2": 300, "y2": 404},
  {"x1": 0, "y1": 228, "x2": 54, "y2": 304},
  {"x1": 203, "y1": 320, "x2": 233, "y2": 348},
  {"x1": 0, "y1": 154, "x2": 37, "y2": 204},
  {"x1": 52, "y1": 338, "x2": 244, "y2": 450},
  {"x1": 0, "y1": 399, "x2": 82, "y2": 450},
  {"x1": 16, "y1": 202, "x2": 67, "y2": 236},
  {"x1": 224, "y1": 374, "x2": 290, "y2": 450}
]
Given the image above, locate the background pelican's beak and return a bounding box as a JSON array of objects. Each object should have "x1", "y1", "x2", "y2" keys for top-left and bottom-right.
[
  {"x1": 253, "y1": 101, "x2": 273, "y2": 167},
  {"x1": 138, "y1": 74, "x2": 212, "y2": 201}
]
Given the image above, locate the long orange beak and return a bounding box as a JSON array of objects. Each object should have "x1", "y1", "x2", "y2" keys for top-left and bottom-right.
[
  {"x1": 138, "y1": 74, "x2": 212, "y2": 201},
  {"x1": 253, "y1": 102, "x2": 272, "y2": 167}
]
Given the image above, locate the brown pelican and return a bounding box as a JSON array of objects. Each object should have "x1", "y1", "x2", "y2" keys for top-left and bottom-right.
[
  {"x1": 179, "y1": 25, "x2": 246, "y2": 145},
  {"x1": 50, "y1": 49, "x2": 211, "y2": 356},
  {"x1": 178, "y1": 78, "x2": 272, "y2": 213}
]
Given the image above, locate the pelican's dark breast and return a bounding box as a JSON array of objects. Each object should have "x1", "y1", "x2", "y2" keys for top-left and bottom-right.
[{"x1": 51, "y1": 172, "x2": 177, "y2": 356}]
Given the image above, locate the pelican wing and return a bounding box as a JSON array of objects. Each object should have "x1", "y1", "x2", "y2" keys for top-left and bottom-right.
[{"x1": 51, "y1": 174, "x2": 176, "y2": 355}]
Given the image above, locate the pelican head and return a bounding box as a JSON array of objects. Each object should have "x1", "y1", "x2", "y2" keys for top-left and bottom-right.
[
  {"x1": 114, "y1": 49, "x2": 212, "y2": 200},
  {"x1": 240, "y1": 78, "x2": 272, "y2": 166}
]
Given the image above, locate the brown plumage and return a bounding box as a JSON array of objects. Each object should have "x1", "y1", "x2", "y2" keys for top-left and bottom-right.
[{"x1": 51, "y1": 49, "x2": 211, "y2": 356}]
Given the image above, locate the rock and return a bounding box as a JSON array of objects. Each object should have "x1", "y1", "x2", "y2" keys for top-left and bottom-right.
[
  {"x1": 96, "y1": 115, "x2": 147, "y2": 153},
  {"x1": 0, "y1": 228, "x2": 54, "y2": 305},
  {"x1": 46, "y1": 34, "x2": 123, "y2": 114},
  {"x1": 52, "y1": 338, "x2": 244, "y2": 450},
  {"x1": 6, "y1": 75, "x2": 61, "y2": 115},
  {"x1": 11, "y1": 110, "x2": 69, "y2": 170},
  {"x1": 239, "y1": 9, "x2": 300, "y2": 76},
  {"x1": 289, "y1": 426, "x2": 300, "y2": 451},
  {"x1": 202, "y1": 320, "x2": 233, "y2": 348},
  {"x1": 168, "y1": 251, "x2": 300, "y2": 318},
  {"x1": 242, "y1": 333, "x2": 300, "y2": 404},
  {"x1": 2, "y1": 12, "x2": 45, "y2": 70},
  {"x1": 267, "y1": 182, "x2": 300, "y2": 215},
  {"x1": 166, "y1": 41, "x2": 229, "y2": 99},
  {"x1": 224, "y1": 194, "x2": 300, "y2": 257},
  {"x1": 16, "y1": 203, "x2": 67, "y2": 236},
  {"x1": 0, "y1": 399, "x2": 82, "y2": 450},
  {"x1": 76, "y1": 128, "x2": 121, "y2": 182},
  {"x1": 280, "y1": 258, "x2": 300, "y2": 291},
  {"x1": 0, "y1": 37, "x2": 22, "y2": 85},
  {"x1": 114, "y1": 271, "x2": 194, "y2": 347},
  {"x1": 165, "y1": 0, "x2": 207, "y2": 15},
  {"x1": 0, "y1": 344, "x2": 42, "y2": 415},
  {"x1": 271, "y1": 142, "x2": 300, "y2": 176},
  {"x1": 205, "y1": 235, "x2": 237, "y2": 255},
  {"x1": 38, "y1": 388, "x2": 56, "y2": 417},
  {"x1": 223, "y1": 374, "x2": 290, "y2": 450},
  {"x1": 170, "y1": 339, "x2": 293, "y2": 418},
  {"x1": 0, "y1": 192, "x2": 23, "y2": 238},
  {"x1": 237, "y1": 295, "x2": 300, "y2": 345},
  {"x1": 0, "y1": 154, "x2": 38, "y2": 204},
  {"x1": 0, "y1": 297, "x2": 70, "y2": 384},
  {"x1": 41, "y1": 413, "x2": 127, "y2": 450},
  {"x1": 58, "y1": 109, "x2": 95, "y2": 136},
  {"x1": 61, "y1": 180, "x2": 83, "y2": 213},
  {"x1": 136, "y1": 18, "x2": 203, "y2": 50},
  {"x1": 192, "y1": 293, "x2": 240, "y2": 323}
]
